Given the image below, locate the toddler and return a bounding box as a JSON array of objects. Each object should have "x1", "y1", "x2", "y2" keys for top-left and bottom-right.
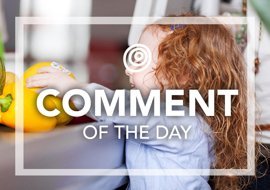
[{"x1": 27, "y1": 19, "x2": 247, "y2": 190}]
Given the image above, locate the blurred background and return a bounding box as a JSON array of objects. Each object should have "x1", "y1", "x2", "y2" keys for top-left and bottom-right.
[
  {"x1": 0, "y1": 0, "x2": 269, "y2": 190},
  {"x1": 0, "y1": 0, "x2": 248, "y2": 90}
]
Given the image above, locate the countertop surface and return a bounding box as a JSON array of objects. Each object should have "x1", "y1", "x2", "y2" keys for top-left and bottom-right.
[{"x1": 0, "y1": 122, "x2": 127, "y2": 190}]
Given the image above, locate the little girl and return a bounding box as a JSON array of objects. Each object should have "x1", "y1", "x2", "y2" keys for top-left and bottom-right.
[{"x1": 27, "y1": 19, "x2": 248, "y2": 190}]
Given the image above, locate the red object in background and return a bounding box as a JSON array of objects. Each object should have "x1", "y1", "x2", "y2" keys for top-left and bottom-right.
[
  {"x1": 69, "y1": 115, "x2": 95, "y2": 125},
  {"x1": 88, "y1": 39, "x2": 127, "y2": 89}
]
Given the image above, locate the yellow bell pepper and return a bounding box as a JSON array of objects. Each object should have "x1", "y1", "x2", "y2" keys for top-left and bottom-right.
[
  {"x1": 0, "y1": 62, "x2": 76, "y2": 132},
  {"x1": 24, "y1": 62, "x2": 75, "y2": 126},
  {"x1": 0, "y1": 82, "x2": 57, "y2": 132},
  {"x1": 6, "y1": 71, "x2": 18, "y2": 84}
]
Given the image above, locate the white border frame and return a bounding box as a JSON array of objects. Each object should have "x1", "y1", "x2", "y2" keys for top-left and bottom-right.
[{"x1": 15, "y1": 17, "x2": 255, "y2": 176}]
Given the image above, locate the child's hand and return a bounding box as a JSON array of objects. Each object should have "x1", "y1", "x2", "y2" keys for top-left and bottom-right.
[{"x1": 26, "y1": 66, "x2": 86, "y2": 97}]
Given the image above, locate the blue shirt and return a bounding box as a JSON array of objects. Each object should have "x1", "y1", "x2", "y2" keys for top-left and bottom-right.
[{"x1": 73, "y1": 83, "x2": 214, "y2": 190}]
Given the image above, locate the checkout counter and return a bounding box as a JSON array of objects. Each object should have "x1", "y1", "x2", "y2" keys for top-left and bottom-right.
[{"x1": 0, "y1": 122, "x2": 127, "y2": 190}]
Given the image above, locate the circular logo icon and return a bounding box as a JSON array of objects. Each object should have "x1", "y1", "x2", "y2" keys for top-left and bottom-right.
[{"x1": 123, "y1": 44, "x2": 152, "y2": 73}]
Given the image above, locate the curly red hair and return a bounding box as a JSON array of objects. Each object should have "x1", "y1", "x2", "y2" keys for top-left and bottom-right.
[{"x1": 146, "y1": 19, "x2": 249, "y2": 189}]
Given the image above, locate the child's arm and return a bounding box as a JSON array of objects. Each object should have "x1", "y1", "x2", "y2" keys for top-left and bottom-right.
[
  {"x1": 72, "y1": 82, "x2": 208, "y2": 156},
  {"x1": 26, "y1": 67, "x2": 208, "y2": 153},
  {"x1": 26, "y1": 65, "x2": 151, "y2": 124},
  {"x1": 26, "y1": 66, "x2": 88, "y2": 97},
  {"x1": 26, "y1": 66, "x2": 131, "y2": 122}
]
